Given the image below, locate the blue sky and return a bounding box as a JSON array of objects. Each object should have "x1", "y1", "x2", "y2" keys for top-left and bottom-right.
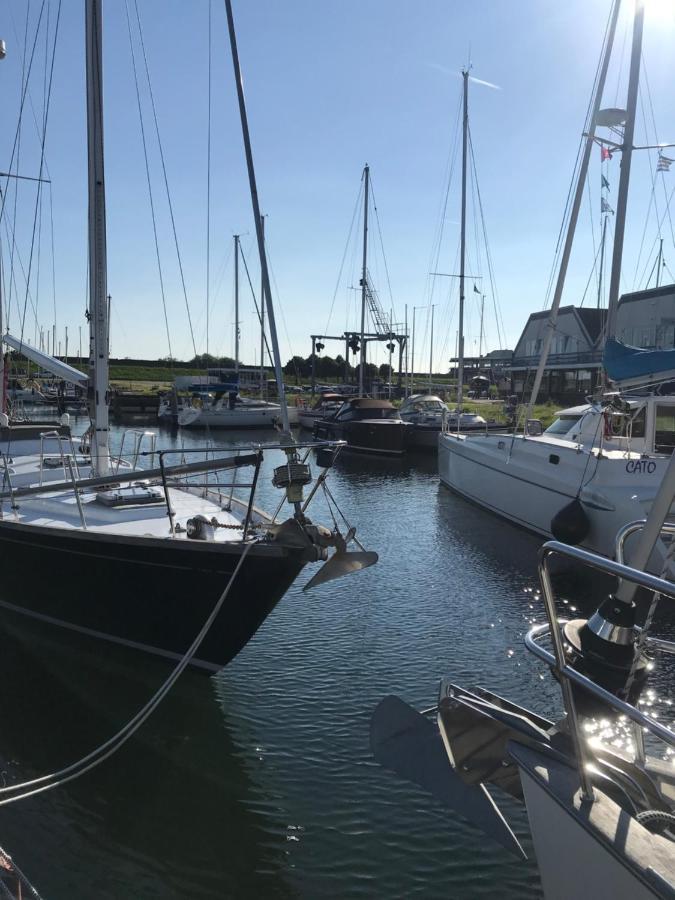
[{"x1": 1, "y1": 0, "x2": 674, "y2": 371}]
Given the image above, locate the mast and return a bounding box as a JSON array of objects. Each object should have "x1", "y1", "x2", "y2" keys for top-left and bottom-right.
[
  {"x1": 359, "y1": 164, "x2": 369, "y2": 396},
  {"x1": 259, "y1": 214, "x2": 265, "y2": 396},
  {"x1": 86, "y1": 0, "x2": 110, "y2": 475},
  {"x1": 478, "y1": 294, "x2": 485, "y2": 357},
  {"x1": 0, "y1": 41, "x2": 4, "y2": 416},
  {"x1": 404, "y1": 303, "x2": 408, "y2": 395},
  {"x1": 234, "y1": 233, "x2": 240, "y2": 375},
  {"x1": 656, "y1": 237, "x2": 664, "y2": 288},
  {"x1": 224, "y1": 0, "x2": 291, "y2": 436},
  {"x1": 457, "y1": 69, "x2": 468, "y2": 410},
  {"x1": 428, "y1": 304, "x2": 434, "y2": 393},
  {"x1": 597, "y1": 214, "x2": 608, "y2": 308},
  {"x1": 525, "y1": 0, "x2": 621, "y2": 420},
  {"x1": 605, "y1": 0, "x2": 645, "y2": 340}
]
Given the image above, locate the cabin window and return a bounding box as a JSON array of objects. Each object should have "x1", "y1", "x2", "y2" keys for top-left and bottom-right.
[
  {"x1": 628, "y1": 408, "x2": 646, "y2": 439},
  {"x1": 544, "y1": 415, "x2": 581, "y2": 435},
  {"x1": 655, "y1": 406, "x2": 675, "y2": 454}
]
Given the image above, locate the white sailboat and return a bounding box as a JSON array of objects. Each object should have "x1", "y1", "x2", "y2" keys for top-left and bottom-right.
[
  {"x1": 0, "y1": 0, "x2": 374, "y2": 673},
  {"x1": 176, "y1": 235, "x2": 298, "y2": 429},
  {"x1": 438, "y1": 0, "x2": 675, "y2": 566}
]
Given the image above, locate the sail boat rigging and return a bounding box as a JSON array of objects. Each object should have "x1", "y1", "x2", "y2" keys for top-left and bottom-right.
[
  {"x1": 0, "y1": 0, "x2": 376, "y2": 674},
  {"x1": 400, "y1": 69, "x2": 504, "y2": 448},
  {"x1": 438, "y1": 0, "x2": 675, "y2": 568}
]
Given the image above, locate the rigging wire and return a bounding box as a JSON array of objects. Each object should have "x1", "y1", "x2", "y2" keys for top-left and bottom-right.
[
  {"x1": 368, "y1": 173, "x2": 396, "y2": 324},
  {"x1": 541, "y1": 0, "x2": 617, "y2": 314},
  {"x1": 468, "y1": 129, "x2": 505, "y2": 349},
  {"x1": 324, "y1": 180, "x2": 362, "y2": 337},
  {"x1": 2, "y1": 0, "x2": 47, "y2": 333},
  {"x1": 124, "y1": 0, "x2": 174, "y2": 362},
  {"x1": 643, "y1": 60, "x2": 675, "y2": 250},
  {"x1": 0, "y1": 541, "x2": 254, "y2": 808},
  {"x1": 132, "y1": 0, "x2": 198, "y2": 358},
  {"x1": 18, "y1": 0, "x2": 61, "y2": 355},
  {"x1": 426, "y1": 91, "x2": 463, "y2": 311},
  {"x1": 238, "y1": 244, "x2": 273, "y2": 366},
  {"x1": 631, "y1": 81, "x2": 662, "y2": 289}
]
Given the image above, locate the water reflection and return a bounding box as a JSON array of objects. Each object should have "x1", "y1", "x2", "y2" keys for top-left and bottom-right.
[{"x1": 0, "y1": 618, "x2": 295, "y2": 899}]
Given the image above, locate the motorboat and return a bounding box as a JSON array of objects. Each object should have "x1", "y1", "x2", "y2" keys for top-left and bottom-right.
[
  {"x1": 297, "y1": 392, "x2": 343, "y2": 430},
  {"x1": 177, "y1": 392, "x2": 299, "y2": 428},
  {"x1": 314, "y1": 397, "x2": 411, "y2": 456},
  {"x1": 400, "y1": 394, "x2": 505, "y2": 449}
]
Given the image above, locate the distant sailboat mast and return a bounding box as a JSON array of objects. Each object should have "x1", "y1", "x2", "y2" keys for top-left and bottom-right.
[
  {"x1": 457, "y1": 69, "x2": 468, "y2": 410},
  {"x1": 86, "y1": 0, "x2": 111, "y2": 476},
  {"x1": 359, "y1": 164, "x2": 370, "y2": 397}
]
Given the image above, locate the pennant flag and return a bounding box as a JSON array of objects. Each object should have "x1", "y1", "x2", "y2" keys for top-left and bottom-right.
[
  {"x1": 601, "y1": 175, "x2": 610, "y2": 191},
  {"x1": 601, "y1": 146, "x2": 613, "y2": 161},
  {"x1": 473, "y1": 284, "x2": 480, "y2": 293},
  {"x1": 657, "y1": 155, "x2": 673, "y2": 173},
  {"x1": 601, "y1": 197, "x2": 614, "y2": 215}
]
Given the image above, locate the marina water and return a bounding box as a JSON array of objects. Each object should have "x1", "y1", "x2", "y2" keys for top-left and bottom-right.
[{"x1": 0, "y1": 421, "x2": 648, "y2": 898}]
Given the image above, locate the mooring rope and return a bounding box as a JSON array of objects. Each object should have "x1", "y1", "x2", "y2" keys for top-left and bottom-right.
[{"x1": 0, "y1": 541, "x2": 254, "y2": 806}]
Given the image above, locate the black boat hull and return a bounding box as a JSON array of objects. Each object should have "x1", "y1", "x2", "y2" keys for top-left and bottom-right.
[
  {"x1": 314, "y1": 419, "x2": 409, "y2": 455},
  {"x1": 0, "y1": 521, "x2": 305, "y2": 673}
]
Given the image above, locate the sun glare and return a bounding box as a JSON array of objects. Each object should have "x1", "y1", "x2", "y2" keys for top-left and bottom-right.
[{"x1": 646, "y1": 0, "x2": 675, "y2": 26}]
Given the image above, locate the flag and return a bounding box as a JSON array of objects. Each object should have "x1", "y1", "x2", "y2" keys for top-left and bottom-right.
[
  {"x1": 601, "y1": 197, "x2": 614, "y2": 215},
  {"x1": 601, "y1": 175, "x2": 610, "y2": 191},
  {"x1": 657, "y1": 155, "x2": 673, "y2": 173},
  {"x1": 473, "y1": 283, "x2": 480, "y2": 293},
  {"x1": 601, "y1": 146, "x2": 612, "y2": 161}
]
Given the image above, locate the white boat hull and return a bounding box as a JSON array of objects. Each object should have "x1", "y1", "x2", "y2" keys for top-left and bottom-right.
[
  {"x1": 438, "y1": 432, "x2": 673, "y2": 561},
  {"x1": 178, "y1": 404, "x2": 298, "y2": 428},
  {"x1": 518, "y1": 763, "x2": 672, "y2": 899}
]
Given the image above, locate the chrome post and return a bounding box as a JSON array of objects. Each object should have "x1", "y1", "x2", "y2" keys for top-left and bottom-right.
[
  {"x1": 67, "y1": 457, "x2": 87, "y2": 531},
  {"x1": 242, "y1": 451, "x2": 262, "y2": 540},
  {"x1": 158, "y1": 451, "x2": 175, "y2": 536},
  {"x1": 538, "y1": 548, "x2": 595, "y2": 801}
]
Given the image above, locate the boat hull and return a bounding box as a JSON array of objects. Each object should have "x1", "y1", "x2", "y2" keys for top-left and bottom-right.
[
  {"x1": 178, "y1": 405, "x2": 299, "y2": 428},
  {"x1": 438, "y1": 432, "x2": 673, "y2": 561},
  {"x1": 406, "y1": 421, "x2": 507, "y2": 449},
  {"x1": 0, "y1": 521, "x2": 305, "y2": 673},
  {"x1": 314, "y1": 418, "x2": 410, "y2": 455}
]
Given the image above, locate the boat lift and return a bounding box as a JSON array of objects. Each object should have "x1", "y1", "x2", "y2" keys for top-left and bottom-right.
[{"x1": 309, "y1": 329, "x2": 408, "y2": 395}]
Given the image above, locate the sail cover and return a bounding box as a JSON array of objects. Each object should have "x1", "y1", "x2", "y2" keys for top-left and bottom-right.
[
  {"x1": 604, "y1": 337, "x2": 675, "y2": 386},
  {"x1": 2, "y1": 332, "x2": 88, "y2": 386}
]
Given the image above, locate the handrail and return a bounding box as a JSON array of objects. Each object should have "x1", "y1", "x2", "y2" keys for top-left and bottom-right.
[
  {"x1": 0, "y1": 453, "x2": 260, "y2": 501},
  {"x1": 527, "y1": 538, "x2": 675, "y2": 799},
  {"x1": 66, "y1": 457, "x2": 87, "y2": 530}
]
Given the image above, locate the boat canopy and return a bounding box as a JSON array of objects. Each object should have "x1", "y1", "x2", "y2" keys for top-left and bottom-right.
[
  {"x1": 3, "y1": 332, "x2": 88, "y2": 386},
  {"x1": 604, "y1": 338, "x2": 675, "y2": 387}
]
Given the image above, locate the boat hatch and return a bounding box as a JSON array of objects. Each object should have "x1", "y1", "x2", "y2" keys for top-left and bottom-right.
[{"x1": 95, "y1": 484, "x2": 165, "y2": 507}]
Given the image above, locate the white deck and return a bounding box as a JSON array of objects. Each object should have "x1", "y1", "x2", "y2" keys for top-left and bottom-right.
[{"x1": 1, "y1": 452, "x2": 250, "y2": 542}]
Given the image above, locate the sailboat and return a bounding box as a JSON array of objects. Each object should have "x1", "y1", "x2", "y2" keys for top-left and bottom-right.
[
  {"x1": 313, "y1": 165, "x2": 411, "y2": 456},
  {"x1": 177, "y1": 234, "x2": 299, "y2": 429},
  {"x1": 0, "y1": 0, "x2": 376, "y2": 674},
  {"x1": 438, "y1": 0, "x2": 675, "y2": 567}
]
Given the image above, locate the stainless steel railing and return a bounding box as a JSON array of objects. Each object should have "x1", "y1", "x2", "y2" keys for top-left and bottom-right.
[{"x1": 525, "y1": 536, "x2": 675, "y2": 800}]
